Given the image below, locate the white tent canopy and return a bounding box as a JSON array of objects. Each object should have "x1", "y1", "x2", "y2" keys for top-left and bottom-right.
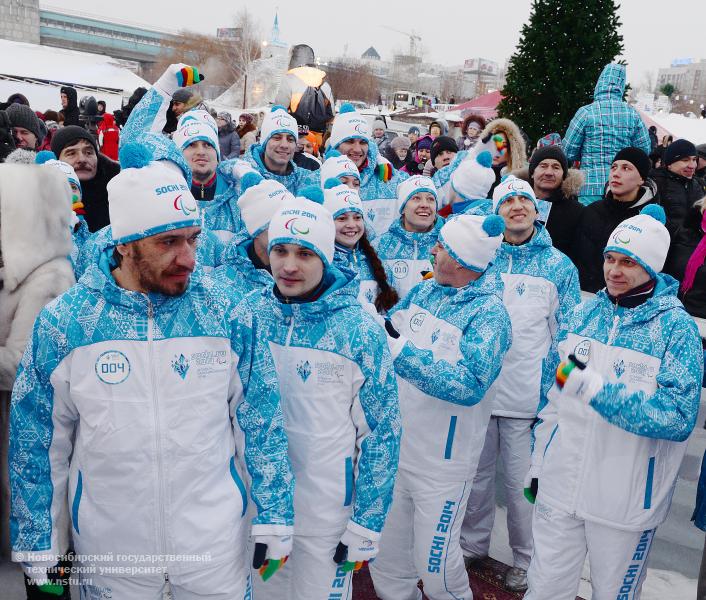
[{"x1": 0, "y1": 39, "x2": 148, "y2": 113}]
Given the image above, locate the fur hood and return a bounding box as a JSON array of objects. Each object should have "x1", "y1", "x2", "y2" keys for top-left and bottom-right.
[
  {"x1": 479, "y1": 118, "x2": 527, "y2": 172},
  {"x1": 512, "y1": 166, "x2": 585, "y2": 197},
  {"x1": 0, "y1": 164, "x2": 73, "y2": 292}
]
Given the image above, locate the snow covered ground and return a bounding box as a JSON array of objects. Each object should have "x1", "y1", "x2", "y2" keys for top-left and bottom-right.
[{"x1": 650, "y1": 112, "x2": 706, "y2": 145}]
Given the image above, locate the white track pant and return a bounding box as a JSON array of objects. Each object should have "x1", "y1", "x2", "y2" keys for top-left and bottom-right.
[
  {"x1": 370, "y1": 469, "x2": 472, "y2": 600},
  {"x1": 525, "y1": 501, "x2": 656, "y2": 600},
  {"x1": 78, "y1": 559, "x2": 249, "y2": 600},
  {"x1": 251, "y1": 533, "x2": 353, "y2": 599},
  {"x1": 460, "y1": 416, "x2": 533, "y2": 569}
]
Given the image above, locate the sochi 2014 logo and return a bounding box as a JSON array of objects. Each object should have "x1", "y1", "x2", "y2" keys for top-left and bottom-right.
[
  {"x1": 285, "y1": 217, "x2": 310, "y2": 235},
  {"x1": 173, "y1": 194, "x2": 198, "y2": 216}
]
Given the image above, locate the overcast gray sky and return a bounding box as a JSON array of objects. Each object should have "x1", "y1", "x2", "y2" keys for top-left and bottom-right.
[{"x1": 43, "y1": 0, "x2": 705, "y2": 87}]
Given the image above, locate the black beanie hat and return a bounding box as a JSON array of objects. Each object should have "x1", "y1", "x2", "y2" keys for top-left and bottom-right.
[
  {"x1": 6, "y1": 103, "x2": 45, "y2": 145},
  {"x1": 613, "y1": 147, "x2": 652, "y2": 180},
  {"x1": 529, "y1": 145, "x2": 568, "y2": 179},
  {"x1": 51, "y1": 125, "x2": 98, "y2": 157},
  {"x1": 430, "y1": 136, "x2": 458, "y2": 164},
  {"x1": 663, "y1": 139, "x2": 697, "y2": 166}
]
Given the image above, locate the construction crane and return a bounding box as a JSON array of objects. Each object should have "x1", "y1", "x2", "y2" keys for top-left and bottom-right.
[{"x1": 382, "y1": 26, "x2": 422, "y2": 59}]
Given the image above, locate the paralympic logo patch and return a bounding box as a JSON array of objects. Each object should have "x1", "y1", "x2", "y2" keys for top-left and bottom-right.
[
  {"x1": 274, "y1": 116, "x2": 294, "y2": 128},
  {"x1": 173, "y1": 194, "x2": 198, "y2": 216},
  {"x1": 285, "y1": 217, "x2": 310, "y2": 235},
  {"x1": 612, "y1": 230, "x2": 631, "y2": 245}
]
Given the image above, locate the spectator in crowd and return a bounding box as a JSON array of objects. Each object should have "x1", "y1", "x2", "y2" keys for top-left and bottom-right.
[
  {"x1": 5, "y1": 103, "x2": 46, "y2": 153},
  {"x1": 96, "y1": 100, "x2": 106, "y2": 117},
  {"x1": 273, "y1": 44, "x2": 334, "y2": 146},
  {"x1": 407, "y1": 126, "x2": 420, "y2": 147},
  {"x1": 294, "y1": 126, "x2": 321, "y2": 170},
  {"x1": 385, "y1": 135, "x2": 411, "y2": 170},
  {"x1": 423, "y1": 135, "x2": 457, "y2": 177},
  {"x1": 0, "y1": 110, "x2": 15, "y2": 162},
  {"x1": 696, "y1": 143, "x2": 706, "y2": 179},
  {"x1": 657, "y1": 134, "x2": 674, "y2": 162},
  {"x1": 323, "y1": 178, "x2": 398, "y2": 315},
  {"x1": 514, "y1": 144, "x2": 584, "y2": 261},
  {"x1": 0, "y1": 162, "x2": 75, "y2": 562},
  {"x1": 648, "y1": 125, "x2": 659, "y2": 153},
  {"x1": 372, "y1": 214, "x2": 511, "y2": 600},
  {"x1": 0, "y1": 93, "x2": 29, "y2": 110},
  {"x1": 51, "y1": 125, "x2": 120, "y2": 232},
  {"x1": 428, "y1": 119, "x2": 447, "y2": 139},
  {"x1": 461, "y1": 177, "x2": 580, "y2": 593},
  {"x1": 236, "y1": 113, "x2": 258, "y2": 156},
  {"x1": 526, "y1": 205, "x2": 702, "y2": 600},
  {"x1": 651, "y1": 139, "x2": 706, "y2": 238},
  {"x1": 664, "y1": 195, "x2": 706, "y2": 318},
  {"x1": 376, "y1": 175, "x2": 443, "y2": 299},
  {"x1": 171, "y1": 87, "x2": 200, "y2": 118},
  {"x1": 216, "y1": 111, "x2": 241, "y2": 160},
  {"x1": 115, "y1": 86, "x2": 146, "y2": 129},
  {"x1": 402, "y1": 134, "x2": 432, "y2": 175},
  {"x1": 59, "y1": 86, "x2": 80, "y2": 127},
  {"x1": 477, "y1": 118, "x2": 528, "y2": 197},
  {"x1": 371, "y1": 119, "x2": 390, "y2": 155},
  {"x1": 457, "y1": 114, "x2": 486, "y2": 151},
  {"x1": 97, "y1": 112, "x2": 120, "y2": 161},
  {"x1": 574, "y1": 147, "x2": 657, "y2": 292},
  {"x1": 563, "y1": 63, "x2": 651, "y2": 205}
]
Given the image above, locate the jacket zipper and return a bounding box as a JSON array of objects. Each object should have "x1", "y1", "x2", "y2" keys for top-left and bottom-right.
[
  {"x1": 147, "y1": 302, "x2": 168, "y2": 573},
  {"x1": 571, "y1": 305, "x2": 620, "y2": 516}
]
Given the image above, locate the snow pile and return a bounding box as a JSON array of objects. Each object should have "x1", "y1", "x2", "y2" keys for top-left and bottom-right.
[{"x1": 650, "y1": 112, "x2": 706, "y2": 144}]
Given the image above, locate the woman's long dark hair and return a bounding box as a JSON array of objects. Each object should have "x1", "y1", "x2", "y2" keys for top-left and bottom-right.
[{"x1": 359, "y1": 234, "x2": 399, "y2": 312}]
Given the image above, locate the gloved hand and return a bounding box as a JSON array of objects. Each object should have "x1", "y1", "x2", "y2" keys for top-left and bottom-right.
[
  {"x1": 333, "y1": 527, "x2": 379, "y2": 573},
  {"x1": 252, "y1": 534, "x2": 292, "y2": 582},
  {"x1": 23, "y1": 561, "x2": 69, "y2": 598},
  {"x1": 231, "y1": 159, "x2": 259, "y2": 180},
  {"x1": 556, "y1": 353, "x2": 603, "y2": 402},
  {"x1": 523, "y1": 469, "x2": 539, "y2": 505},
  {"x1": 155, "y1": 64, "x2": 205, "y2": 97}
]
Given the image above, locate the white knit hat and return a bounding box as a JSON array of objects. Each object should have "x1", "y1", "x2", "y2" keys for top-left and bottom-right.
[
  {"x1": 268, "y1": 186, "x2": 335, "y2": 265},
  {"x1": 492, "y1": 176, "x2": 538, "y2": 213},
  {"x1": 397, "y1": 175, "x2": 437, "y2": 214},
  {"x1": 319, "y1": 150, "x2": 360, "y2": 187},
  {"x1": 35, "y1": 150, "x2": 81, "y2": 194},
  {"x1": 438, "y1": 214, "x2": 505, "y2": 272},
  {"x1": 330, "y1": 103, "x2": 371, "y2": 149},
  {"x1": 451, "y1": 151, "x2": 495, "y2": 202},
  {"x1": 260, "y1": 105, "x2": 298, "y2": 148},
  {"x1": 323, "y1": 178, "x2": 364, "y2": 219},
  {"x1": 177, "y1": 109, "x2": 218, "y2": 134},
  {"x1": 237, "y1": 172, "x2": 295, "y2": 237},
  {"x1": 172, "y1": 121, "x2": 220, "y2": 160},
  {"x1": 604, "y1": 204, "x2": 671, "y2": 277},
  {"x1": 109, "y1": 143, "x2": 200, "y2": 244}
]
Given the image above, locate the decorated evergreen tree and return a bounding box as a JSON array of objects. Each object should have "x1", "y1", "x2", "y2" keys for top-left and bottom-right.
[{"x1": 497, "y1": 0, "x2": 624, "y2": 144}]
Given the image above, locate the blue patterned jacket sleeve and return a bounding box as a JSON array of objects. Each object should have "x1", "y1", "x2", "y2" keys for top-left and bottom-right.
[
  {"x1": 229, "y1": 302, "x2": 295, "y2": 529},
  {"x1": 349, "y1": 317, "x2": 401, "y2": 535},
  {"x1": 630, "y1": 115, "x2": 652, "y2": 156},
  {"x1": 393, "y1": 301, "x2": 511, "y2": 406},
  {"x1": 589, "y1": 316, "x2": 703, "y2": 442},
  {"x1": 563, "y1": 107, "x2": 587, "y2": 163},
  {"x1": 120, "y1": 87, "x2": 171, "y2": 146},
  {"x1": 10, "y1": 309, "x2": 77, "y2": 558}
]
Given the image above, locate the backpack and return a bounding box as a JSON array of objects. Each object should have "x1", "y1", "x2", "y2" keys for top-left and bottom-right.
[{"x1": 292, "y1": 84, "x2": 333, "y2": 133}]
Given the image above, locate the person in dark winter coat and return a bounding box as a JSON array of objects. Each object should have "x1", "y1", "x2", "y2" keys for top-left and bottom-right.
[
  {"x1": 216, "y1": 112, "x2": 241, "y2": 160},
  {"x1": 401, "y1": 134, "x2": 432, "y2": 175},
  {"x1": 651, "y1": 139, "x2": 706, "y2": 239},
  {"x1": 573, "y1": 147, "x2": 658, "y2": 292},
  {"x1": 664, "y1": 196, "x2": 706, "y2": 318},
  {"x1": 5, "y1": 103, "x2": 46, "y2": 152},
  {"x1": 385, "y1": 135, "x2": 411, "y2": 170},
  {"x1": 51, "y1": 125, "x2": 119, "y2": 232},
  {"x1": 60, "y1": 86, "x2": 81, "y2": 127},
  {"x1": 423, "y1": 135, "x2": 457, "y2": 177},
  {"x1": 513, "y1": 144, "x2": 584, "y2": 262},
  {"x1": 456, "y1": 113, "x2": 486, "y2": 151}
]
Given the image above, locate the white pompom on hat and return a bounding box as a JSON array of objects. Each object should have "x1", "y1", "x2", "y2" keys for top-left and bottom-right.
[
  {"x1": 323, "y1": 178, "x2": 364, "y2": 219},
  {"x1": 451, "y1": 151, "x2": 495, "y2": 202},
  {"x1": 259, "y1": 105, "x2": 298, "y2": 148},
  {"x1": 109, "y1": 143, "x2": 200, "y2": 245},
  {"x1": 438, "y1": 214, "x2": 505, "y2": 272},
  {"x1": 329, "y1": 103, "x2": 371, "y2": 149},
  {"x1": 397, "y1": 175, "x2": 437, "y2": 214},
  {"x1": 237, "y1": 172, "x2": 295, "y2": 237},
  {"x1": 492, "y1": 175, "x2": 538, "y2": 214},
  {"x1": 604, "y1": 204, "x2": 671, "y2": 277},
  {"x1": 319, "y1": 149, "x2": 360, "y2": 187},
  {"x1": 268, "y1": 186, "x2": 335, "y2": 265}
]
